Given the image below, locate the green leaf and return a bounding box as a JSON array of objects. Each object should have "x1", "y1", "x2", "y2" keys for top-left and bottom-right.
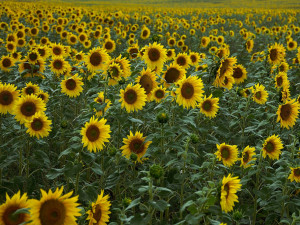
[
  {"x1": 128, "y1": 117, "x2": 144, "y2": 124},
  {"x1": 180, "y1": 200, "x2": 195, "y2": 212},
  {"x1": 46, "y1": 168, "x2": 64, "y2": 179},
  {"x1": 149, "y1": 200, "x2": 169, "y2": 212},
  {"x1": 12, "y1": 208, "x2": 30, "y2": 216},
  {"x1": 125, "y1": 198, "x2": 141, "y2": 211}
]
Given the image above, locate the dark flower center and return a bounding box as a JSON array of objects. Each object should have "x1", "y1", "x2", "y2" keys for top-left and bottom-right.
[
  {"x1": 129, "y1": 138, "x2": 144, "y2": 154},
  {"x1": 65, "y1": 79, "x2": 77, "y2": 90},
  {"x1": 21, "y1": 102, "x2": 36, "y2": 117},
  {"x1": 221, "y1": 147, "x2": 230, "y2": 159},
  {"x1": 181, "y1": 82, "x2": 194, "y2": 99},
  {"x1": 124, "y1": 89, "x2": 137, "y2": 104},
  {"x1": 176, "y1": 56, "x2": 186, "y2": 66},
  {"x1": 148, "y1": 48, "x2": 160, "y2": 62},
  {"x1": 90, "y1": 52, "x2": 102, "y2": 66},
  {"x1": 165, "y1": 68, "x2": 180, "y2": 83},
  {"x1": 233, "y1": 67, "x2": 243, "y2": 79},
  {"x1": 31, "y1": 118, "x2": 44, "y2": 131},
  {"x1": 39, "y1": 199, "x2": 66, "y2": 225},
  {"x1": 243, "y1": 151, "x2": 249, "y2": 163},
  {"x1": 139, "y1": 75, "x2": 153, "y2": 94},
  {"x1": 2, "y1": 58, "x2": 12, "y2": 68},
  {"x1": 202, "y1": 100, "x2": 212, "y2": 111},
  {"x1": 155, "y1": 90, "x2": 164, "y2": 99},
  {"x1": 280, "y1": 104, "x2": 291, "y2": 121},
  {"x1": 265, "y1": 141, "x2": 274, "y2": 153},
  {"x1": 3, "y1": 205, "x2": 25, "y2": 225},
  {"x1": 0, "y1": 91, "x2": 13, "y2": 105},
  {"x1": 86, "y1": 125, "x2": 100, "y2": 142},
  {"x1": 270, "y1": 49, "x2": 278, "y2": 61}
]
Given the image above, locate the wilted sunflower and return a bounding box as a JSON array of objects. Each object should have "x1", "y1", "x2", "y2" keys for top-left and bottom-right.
[
  {"x1": 152, "y1": 86, "x2": 167, "y2": 103},
  {"x1": 0, "y1": 83, "x2": 19, "y2": 115},
  {"x1": 94, "y1": 92, "x2": 112, "y2": 117},
  {"x1": 50, "y1": 56, "x2": 70, "y2": 76},
  {"x1": 0, "y1": 55, "x2": 14, "y2": 72},
  {"x1": 29, "y1": 186, "x2": 81, "y2": 225},
  {"x1": 86, "y1": 190, "x2": 111, "y2": 225},
  {"x1": 0, "y1": 191, "x2": 30, "y2": 225},
  {"x1": 220, "y1": 174, "x2": 242, "y2": 213},
  {"x1": 85, "y1": 47, "x2": 110, "y2": 72},
  {"x1": 120, "y1": 131, "x2": 152, "y2": 162},
  {"x1": 198, "y1": 95, "x2": 219, "y2": 118},
  {"x1": 25, "y1": 112, "x2": 52, "y2": 139},
  {"x1": 268, "y1": 43, "x2": 286, "y2": 65},
  {"x1": 276, "y1": 99, "x2": 299, "y2": 129},
  {"x1": 22, "y1": 82, "x2": 40, "y2": 96},
  {"x1": 274, "y1": 72, "x2": 288, "y2": 89},
  {"x1": 252, "y1": 83, "x2": 268, "y2": 104},
  {"x1": 213, "y1": 57, "x2": 236, "y2": 88},
  {"x1": 262, "y1": 134, "x2": 284, "y2": 160},
  {"x1": 143, "y1": 42, "x2": 167, "y2": 70},
  {"x1": 174, "y1": 53, "x2": 191, "y2": 69},
  {"x1": 288, "y1": 167, "x2": 300, "y2": 183},
  {"x1": 176, "y1": 76, "x2": 204, "y2": 109},
  {"x1": 81, "y1": 116, "x2": 111, "y2": 153},
  {"x1": 136, "y1": 68, "x2": 158, "y2": 101},
  {"x1": 163, "y1": 63, "x2": 185, "y2": 86},
  {"x1": 103, "y1": 39, "x2": 116, "y2": 53},
  {"x1": 240, "y1": 146, "x2": 256, "y2": 168},
  {"x1": 13, "y1": 94, "x2": 46, "y2": 124},
  {"x1": 119, "y1": 83, "x2": 147, "y2": 113},
  {"x1": 215, "y1": 143, "x2": 238, "y2": 167},
  {"x1": 232, "y1": 65, "x2": 247, "y2": 84},
  {"x1": 61, "y1": 74, "x2": 84, "y2": 98}
]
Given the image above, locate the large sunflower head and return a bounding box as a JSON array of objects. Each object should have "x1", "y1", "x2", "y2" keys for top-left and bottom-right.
[
  {"x1": 120, "y1": 131, "x2": 152, "y2": 162},
  {"x1": 85, "y1": 47, "x2": 110, "y2": 72},
  {"x1": 22, "y1": 82, "x2": 40, "y2": 96},
  {"x1": 220, "y1": 174, "x2": 242, "y2": 213},
  {"x1": 25, "y1": 111, "x2": 52, "y2": 139},
  {"x1": 198, "y1": 94, "x2": 219, "y2": 118},
  {"x1": 268, "y1": 42, "x2": 286, "y2": 65},
  {"x1": 240, "y1": 146, "x2": 256, "y2": 168},
  {"x1": 50, "y1": 43, "x2": 66, "y2": 57},
  {"x1": 81, "y1": 116, "x2": 111, "y2": 153},
  {"x1": 162, "y1": 63, "x2": 185, "y2": 86},
  {"x1": 0, "y1": 191, "x2": 30, "y2": 225},
  {"x1": 252, "y1": 83, "x2": 268, "y2": 104},
  {"x1": 262, "y1": 134, "x2": 284, "y2": 160},
  {"x1": 276, "y1": 99, "x2": 299, "y2": 129},
  {"x1": 143, "y1": 42, "x2": 167, "y2": 70},
  {"x1": 232, "y1": 64, "x2": 247, "y2": 84},
  {"x1": 29, "y1": 186, "x2": 81, "y2": 225},
  {"x1": 13, "y1": 94, "x2": 46, "y2": 124},
  {"x1": 86, "y1": 190, "x2": 111, "y2": 225},
  {"x1": 136, "y1": 68, "x2": 158, "y2": 100},
  {"x1": 0, "y1": 83, "x2": 19, "y2": 115},
  {"x1": 215, "y1": 143, "x2": 238, "y2": 167},
  {"x1": 288, "y1": 167, "x2": 300, "y2": 183},
  {"x1": 61, "y1": 74, "x2": 84, "y2": 98},
  {"x1": 119, "y1": 83, "x2": 147, "y2": 113}
]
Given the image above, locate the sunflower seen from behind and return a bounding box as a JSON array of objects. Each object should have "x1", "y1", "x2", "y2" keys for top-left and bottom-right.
[
  {"x1": 121, "y1": 131, "x2": 152, "y2": 163},
  {"x1": 215, "y1": 143, "x2": 238, "y2": 167},
  {"x1": 252, "y1": 83, "x2": 268, "y2": 104},
  {"x1": 240, "y1": 146, "x2": 256, "y2": 168},
  {"x1": 61, "y1": 74, "x2": 84, "y2": 98},
  {"x1": 276, "y1": 99, "x2": 299, "y2": 129},
  {"x1": 86, "y1": 190, "x2": 111, "y2": 225},
  {"x1": 29, "y1": 186, "x2": 81, "y2": 225},
  {"x1": 0, "y1": 83, "x2": 19, "y2": 115},
  {"x1": 198, "y1": 94, "x2": 219, "y2": 118},
  {"x1": 262, "y1": 134, "x2": 284, "y2": 160},
  {"x1": 288, "y1": 167, "x2": 300, "y2": 183},
  {"x1": 220, "y1": 174, "x2": 242, "y2": 213}
]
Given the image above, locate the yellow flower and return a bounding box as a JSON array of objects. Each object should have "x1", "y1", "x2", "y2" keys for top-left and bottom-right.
[
  {"x1": 198, "y1": 95, "x2": 219, "y2": 118},
  {"x1": 215, "y1": 143, "x2": 238, "y2": 167},
  {"x1": 49, "y1": 56, "x2": 70, "y2": 76},
  {"x1": 240, "y1": 146, "x2": 256, "y2": 168},
  {"x1": 136, "y1": 68, "x2": 158, "y2": 101},
  {"x1": 268, "y1": 42, "x2": 286, "y2": 65},
  {"x1": 252, "y1": 83, "x2": 268, "y2": 104},
  {"x1": 103, "y1": 39, "x2": 116, "y2": 53},
  {"x1": 162, "y1": 63, "x2": 185, "y2": 86},
  {"x1": 61, "y1": 74, "x2": 84, "y2": 98},
  {"x1": 25, "y1": 112, "x2": 52, "y2": 139},
  {"x1": 0, "y1": 55, "x2": 14, "y2": 72},
  {"x1": 262, "y1": 134, "x2": 284, "y2": 160},
  {"x1": 85, "y1": 47, "x2": 110, "y2": 72},
  {"x1": 174, "y1": 53, "x2": 191, "y2": 69},
  {"x1": 22, "y1": 82, "x2": 40, "y2": 96},
  {"x1": 93, "y1": 92, "x2": 112, "y2": 117},
  {"x1": 288, "y1": 167, "x2": 300, "y2": 183},
  {"x1": 276, "y1": 99, "x2": 299, "y2": 129},
  {"x1": 143, "y1": 42, "x2": 167, "y2": 70},
  {"x1": 232, "y1": 65, "x2": 247, "y2": 84},
  {"x1": 152, "y1": 86, "x2": 168, "y2": 103},
  {"x1": 0, "y1": 83, "x2": 19, "y2": 115},
  {"x1": 213, "y1": 57, "x2": 236, "y2": 88},
  {"x1": 274, "y1": 72, "x2": 288, "y2": 89}
]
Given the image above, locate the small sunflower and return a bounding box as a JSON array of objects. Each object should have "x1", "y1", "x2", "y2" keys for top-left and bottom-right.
[
  {"x1": 85, "y1": 47, "x2": 110, "y2": 72},
  {"x1": 13, "y1": 94, "x2": 46, "y2": 124},
  {"x1": 215, "y1": 143, "x2": 238, "y2": 167},
  {"x1": 27, "y1": 50, "x2": 41, "y2": 64},
  {"x1": 86, "y1": 190, "x2": 111, "y2": 225},
  {"x1": 152, "y1": 86, "x2": 167, "y2": 103},
  {"x1": 252, "y1": 83, "x2": 268, "y2": 104},
  {"x1": 111, "y1": 55, "x2": 131, "y2": 78},
  {"x1": 140, "y1": 26, "x2": 151, "y2": 40},
  {"x1": 120, "y1": 131, "x2": 152, "y2": 162},
  {"x1": 119, "y1": 83, "x2": 147, "y2": 113},
  {"x1": 176, "y1": 76, "x2": 204, "y2": 109},
  {"x1": 0, "y1": 191, "x2": 30, "y2": 225},
  {"x1": 262, "y1": 134, "x2": 284, "y2": 160},
  {"x1": 93, "y1": 92, "x2": 112, "y2": 117},
  {"x1": 240, "y1": 146, "x2": 256, "y2": 168},
  {"x1": 268, "y1": 43, "x2": 286, "y2": 65},
  {"x1": 136, "y1": 68, "x2": 158, "y2": 101},
  {"x1": 0, "y1": 83, "x2": 19, "y2": 115},
  {"x1": 29, "y1": 186, "x2": 81, "y2": 225},
  {"x1": 166, "y1": 49, "x2": 175, "y2": 61},
  {"x1": 246, "y1": 39, "x2": 254, "y2": 53},
  {"x1": 232, "y1": 65, "x2": 247, "y2": 84},
  {"x1": 25, "y1": 112, "x2": 52, "y2": 139},
  {"x1": 288, "y1": 167, "x2": 300, "y2": 183},
  {"x1": 276, "y1": 99, "x2": 299, "y2": 129},
  {"x1": 174, "y1": 53, "x2": 191, "y2": 69},
  {"x1": 200, "y1": 36, "x2": 210, "y2": 48},
  {"x1": 107, "y1": 62, "x2": 123, "y2": 85},
  {"x1": 0, "y1": 55, "x2": 15, "y2": 72},
  {"x1": 213, "y1": 57, "x2": 236, "y2": 88},
  {"x1": 277, "y1": 61, "x2": 289, "y2": 73},
  {"x1": 22, "y1": 82, "x2": 40, "y2": 96},
  {"x1": 198, "y1": 95, "x2": 219, "y2": 118},
  {"x1": 50, "y1": 43, "x2": 66, "y2": 57},
  {"x1": 189, "y1": 52, "x2": 201, "y2": 66},
  {"x1": 36, "y1": 90, "x2": 49, "y2": 104},
  {"x1": 103, "y1": 39, "x2": 116, "y2": 53},
  {"x1": 127, "y1": 44, "x2": 139, "y2": 60},
  {"x1": 61, "y1": 74, "x2": 84, "y2": 98},
  {"x1": 162, "y1": 63, "x2": 185, "y2": 86},
  {"x1": 143, "y1": 42, "x2": 167, "y2": 70},
  {"x1": 287, "y1": 40, "x2": 297, "y2": 51},
  {"x1": 274, "y1": 72, "x2": 288, "y2": 89},
  {"x1": 220, "y1": 174, "x2": 242, "y2": 213},
  {"x1": 50, "y1": 56, "x2": 70, "y2": 76}
]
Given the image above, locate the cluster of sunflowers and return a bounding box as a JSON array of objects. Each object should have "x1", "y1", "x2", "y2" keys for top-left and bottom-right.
[{"x1": 0, "y1": 1, "x2": 300, "y2": 224}]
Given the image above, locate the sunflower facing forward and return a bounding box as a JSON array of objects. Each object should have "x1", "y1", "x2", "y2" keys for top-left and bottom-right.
[
  {"x1": 240, "y1": 146, "x2": 256, "y2": 168},
  {"x1": 136, "y1": 68, "x2": 158, "y2": 101},
  {"x1": 232, "y1": 64, "x2": 247, "y2": 84},
  {"x1": 120, "y1": 131, "x2": 152, "y2": 162},
  {"x1": 276, "y1": 99, "x2": 299, "y2": 129},
  {"x1": 61, "y1": 74, "x2": 84, "y2": 98},
  {"x1": 0, "y1": 83, "x2": 19, "y2": 115},
  {"x1": 252, "y1": 83, "x2": 268, "y2": 104},
  {"x1": 152, "y1": 86, "x2": 168, "y2": 103},
  {"x1": 262, "y1": 134, "x2": 284, "y2": 160},
  {"x1": 220, "y1": 174, "x2": 242, "y2": 213},
  {"x1": 175, "y1": 76, "x2": 204, "y2": 109},
  {"x1": 143, "y1": 42, "x2": 167, "y2": 70},
  {"x1": 215, "y1": 143, "x2": 238, "y2": 167},
  {"x1": 198, "y1": 95, "x2": 219, "y2": 118},
  {"x1": 86, "y1": 190, "x2": 111, "y2": 225},
  {"x1": 163, "y1": 63, "x2": 185, "y2": 86},
  {"x1": 25, "y1": 112, "x2": 52, "y2": 139},
  {"x1": 81, "y1": 116, "x2": 111, "y2": 153},
  {"x1": 85, "y1": 47, "x2": 110, "y2": 72},
  {"x1": 119, "y1": 83, "x2": 147, "y2": 113},
  {"x1": 29, "y1": 186, "x2": 81, "y2": 225},
  {"x1": 268, "y1": 43, "x2": 286, "y2": 65},
  {"x1": 288, "y1": 167, "x2": 300, "y2": 183}
]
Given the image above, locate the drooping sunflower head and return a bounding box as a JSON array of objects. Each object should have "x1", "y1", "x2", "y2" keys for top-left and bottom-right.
[
  {"x1": 198, "y1": 94, "x2": 219, "y2": 118},
  {"x1": 200, "y1": 36, "x2": 210, "y2": 48},
  {"x1": 240, "y1": 146, "x2": 256, "y2": 168},
  {"x1": 276, "y1": 99, "x2": 299, "y2": 129},
  {"x1": 252, "y1": 83, "x2": 268, "y2": 105},
  {"x1": 22, "y1": 82, "x2": 40, "y2": 96},
  {"x1": 213, "y1": 57, "x2": 236, "y2": 88},
  {"x1": 0, "y1": 83, "x2": 19, "y2": 115},
  {"x1": 262, "y1": 134, "x2": 284, "y2": 160},
  {"x1": 162, "y1": 63, "x2": 185, "y2": 86},
  {"x1": 152, "y1": 86, "x2": 167, "y2": 103},
  {"x1": 215, "y1": 143, "x2": 238, "y2": 167},
  {"x1": 85, "y1": 47, "x2": 110, "y2": 72},
  {"x1": 136, "y1": 68, "x2": 158, "y2": 100},
  {"x1": 288, "y1": 167, "x2": 300, "y2": 183},
  {"x1": 143, "y1": 42, "x2": 167, "y2": 70},
  {"x1": 61, "y1": 74, "x2": 84, "y2": 98},
  {"x1": 232, "y1": 64, "x2": 247, "y2": 84},
  {"x1": 111, "y1": 55, "x2": 131, "y2": 78}
]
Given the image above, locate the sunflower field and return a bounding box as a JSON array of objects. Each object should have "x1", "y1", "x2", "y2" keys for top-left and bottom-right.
[{"x1": 0, "y1": 0, "x2": 300, "y2": 224}]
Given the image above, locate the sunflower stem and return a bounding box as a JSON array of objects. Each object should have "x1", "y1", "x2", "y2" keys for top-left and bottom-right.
[
  {"x1": 25, "y1": 138, "x2": 30, "y2": 190},
  {"x1": 0, "y1": 115, "x2": 2, "y2": 185},
  {"x1": 161, "y1": 123, "x2": 164, "y2": 153},
  {"x1": 75, "y1": 147, "x2": 83, "y2": 195},
  {"x1": 100, "y1": 151, "x2": 105, "y2": 188},
  {"x1": 148, "y1": 176, "x2": 154, "y2": 225},
  {"x1": 19, "y1": 148, "x2": 23, "y2": 176},
  {"x1": 102, "y1": 72, "x2": 109, "y2": 117},
  {"x1": 252, "y1": 150, "x2": 263, "y2": 225}
]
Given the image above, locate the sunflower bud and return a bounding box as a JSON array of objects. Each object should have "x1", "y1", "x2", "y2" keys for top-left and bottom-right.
[
  {"x1": 156, "y1": 111, "x2": 169, "y2": 124},
  {"x1": 150, "y1": 164, "x2": 164, "y2": 179},
  {"x1": 122, "y1": 197, "x2": 132, "y2": 207},
  {"x1": 60, "y1": 120, "x2": 68, "y2": 128},
  {"x1": 232, "y1": 210, "x2": 243, "y2": 221},
  {"x1": 152, "y1": 34, "x2": 160, "y2": 42},
  {"x1": 190, "y1": 133, "x2": 199, "y2": 144},
  {"x1": 130, "y1": 153, "x2": 138, "y2": 161},
  {"x1": 108, "y1": 146, "x2": 117, "y2": 156}
]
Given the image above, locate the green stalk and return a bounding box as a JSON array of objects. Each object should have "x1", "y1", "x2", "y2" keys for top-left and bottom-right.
[
  {"x1": 252, "y1": 151, "x2": 263, "y2": 225},
  {"x1": 0, "y1": 115, "x2": 2, "y2": 185},
  {"x1": 19, "y1": 148, "x2": 23, "y2": 176},
  {"x1": 102, "y1": 72, "x2": 110, "y2": 117},
  {"x1": 148, "y1": 177, "x2": 154, "y2": 225},
  {"x1": 75, "y1": 147, "x2": 83, "y2": 195}
]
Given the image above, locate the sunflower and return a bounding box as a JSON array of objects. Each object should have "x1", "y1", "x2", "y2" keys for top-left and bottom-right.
[
  {"x1": 277, "y1": 61, "x2": 289, "y2": 73},
  {"x1": 36, "y1": 45, "x2": 50, "y2": 60},
  {"x1": 246, "y1": 39, "x2": 254, "y2": 53},
  {"x1": 213, "y1": 57, "x2": 236, "y2": 87},
  {"x1": 86, "y1": 190, "x2": 111, "y2": 225},
  {"x1": 50, "y1": 43, "x2": 66, "y2": 57},
  {"x1": 215, "y1": 143, "x2": 238, "y2": 167},
  {"x1": 127, "y1": 44, "x2": 139, "y2": 60},
  {"x1": 140, "y1": 26, "x2": 150, "y2": 40},
  {"x1": 0, "y1": 83, "x2": 19, "y2": 115},
  {"x1": 0, "y1": 55, "x2": 14, "y2": 72},
  {"x1": 29, "y1": 186, "x2": 81, "y2": 225},
  {"x1": 200, "y1": 36, "x2": 210, "y2": 48},
  {"x1": 119, "y1": 83, "x2": 147, "y2": 113},
  {"x1": 216, "y1": 46, "x2": 230, "y2": 59},
  {"x1": 220, "y1": 174, "x2": 242, "y2": 213},
  {"x1": 274, "y1": 72, "x2": 288, "y2": 89},
  {"x1": 136, "y1": 68, "x2": 158, "y2": 100},
  {"x1": 50, "y1": 56, "x2": 70, "y2": 76},
  {"x1": 276, "y1": 99, "x2": 299, "y2": 129},
  {"x1": 68, "y1": 34, "x2": 78, "y2": 45},
  {"x1": 6, "y1": 41, "x2": 16, "y2": 53},
  {"x1": 81, "y1": 116, "x2": 111, "y2": 153},
  {"x1": 107, "y1": 62, "x2": 123, "y2": 85},
  {"x1": 13, "y1": 94, "x2": 46, "y2": 124},
  {"x1": 163, "y1": 63, "x2": 185, "y2": 86},
  {"x1": 152, "y1": 86, "x2": 167, "y2": 103},
  {"x1": 143, "y1": 42, "x2": 167, "y2": 70},
  {"x1": 0, "y1": 191, "x2": 30, "y2": 225},
  {"x1": 189, "y1": 52, "x2": 201, "y2": 66},
  {"x1": 281, "y1": 86, "x2": 291, "y2": 103},
  {"x1": 37, "y1": 90, "x2": 49, "y2": 104},
  {"x1": 287, "y1": 40, "x2": 297, "y2": 51},
  {"x1": 268, "y1": 43, "x2": 286, "y2": 65},
  {"x1": 240, "y1": 146, "x2": 256, "y2": 168},
  {"x1": 22, "y1": 82, "x2": 40, "y2": 96},
  {"x1": 232, "y1": 64, "x2": 247, "y2": 84},
  {"x1": 262, "y1": 134, "x2": 284, "y2": 160},
  {"x1": 120, "y1": 131, "x2": 152, "y2": 162},
  {"x1": 252, "y1": 83, "x2": 268, "y2": 104},
  {"x1": 174, "y1": 53, "x2": 190, "y2": 69},
  {"x1": 94, "y1": 92, "x2": 112, "y2": 117},
  {"x1": 288, "y1": 167, "x2": 300, "y2": 183},
  {"x1": 198, "y1": 95, "x2": 219, "y2": 118},
  {"x1": 111, "y1": 55, "x2": 131, "y2": 78},
  {"x1": 176, "y1": 76, "x2": 204, "y2": 109},
  {"x1": 61, "y1": 74, "x2": 84, "y2": 98},
  {"x1": 166, "y1": 49, "x2": 175, "y2": 61},
  {"x1": 103, "y1": 39, "x2": 116, "y2": 53},
  {"x1": 27, "y1": 50, "x2": 41, "y2": 64},
  {"x1": 25, "y1": 112, "x2": 52, "y2": 139},
  {"x1": 167, "y1": 37, "x2": 176, "y2": 47},
  {"x1": 85, "y1": 47, "x2": 110, "y2": 72}
]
